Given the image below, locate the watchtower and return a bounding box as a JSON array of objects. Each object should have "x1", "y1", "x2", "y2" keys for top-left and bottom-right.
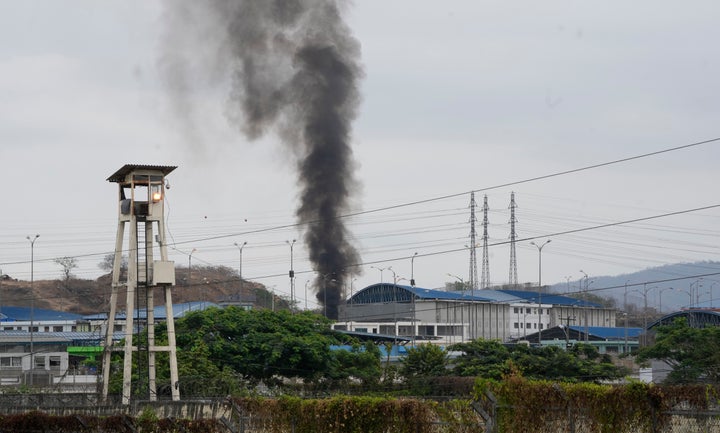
[{"x1": 102, "y1": 164, "x2": 179, "y2": 404}]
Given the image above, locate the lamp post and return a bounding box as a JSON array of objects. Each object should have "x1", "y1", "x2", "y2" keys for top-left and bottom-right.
[
  {"x1": 631, "y1": 284, "x2": 655, "y2": 346},
  {"x1": 26, "y1": 234, "x2": 39, "y2": 386},
  {"x1": 530, "y1": 239, "x2": 551, "y2": 344},
  {"x1": 624, "y1": 280, "x2": 630, "y2": 353},
  {"x1": 410, "y1": 252, "x2": 418, "y2": 342},
  {"x1": 321, "y1": 273, "x2": 336, "y2": 318},
  {"x1": 658, "y1": 287, "x2": 673, "y2": 313},
  {"x1": 579, "y1": 270, "x2": 589, "y2": 341},
  {"x1": 671, "y1": 287, "x2": 692, "y2": 309},
  {"x1": 188, "y1": 248, "x2": 196, "y2": 286},
  {"x1": 287, "y1": 239, "x2": 296, "y2": 310},
  {"x1": 410, "y1": 252, "x2": 418, "y2": 286},
  {"x1": 234, "y1": 241, "x2": 247, "y2": 306},
  {"x1": 447, "y1": 273, "x2": 466, "y2": 341},
  {"x1": 370, "y1": 265, "x2": 387, "y2": 285},
  {"x1": 304, "y1": 279, "x2": 311, "y2": 311}
]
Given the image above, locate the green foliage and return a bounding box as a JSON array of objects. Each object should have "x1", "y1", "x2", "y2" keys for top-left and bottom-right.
[
  {"x1": 475, "y1": 375, "x2": 668, "y2": 433},
  {"x1": 450, "y1": 339, "x2": 628, "y2": 382},
  {"x1": 231, "y1": 396, "x2": 482, "y2": 433},
  {"x1": 636, "y1": 317, "x2": 720, "y2": 384},
  {"x1": 401, "y1": 343, "x2": 448, "y2": 379},
  {"x1": 329, "y1": 341, "x2": 382, "y2": 386},
  {"x1": 400, "y1": 343, "x2": 450, "y2": 396},
  {"x1": 174, "y1": 307, "x2": 341, "y2": 384}
]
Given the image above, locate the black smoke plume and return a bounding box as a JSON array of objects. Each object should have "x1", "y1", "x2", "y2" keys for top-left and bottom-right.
[{"x1": 161, "y1": 0, "x2": 362, "y2": 319}]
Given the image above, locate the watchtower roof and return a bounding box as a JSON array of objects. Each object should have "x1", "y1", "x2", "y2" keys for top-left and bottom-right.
[{"x1": 107, "y1": 164, "x2": 177, "y2": 183}]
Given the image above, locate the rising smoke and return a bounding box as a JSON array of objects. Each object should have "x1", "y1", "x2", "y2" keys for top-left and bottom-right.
[{"x1": 160, "y1": 0, "x2": 363, "y2": 319}]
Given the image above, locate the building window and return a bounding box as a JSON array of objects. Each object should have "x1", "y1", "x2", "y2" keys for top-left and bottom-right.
[
  {"x1": 513, "y1": 322, "x2": 519, "y2": 329},
  {"x1": 526, "y1": 323, "x2": 532, "y2": 329},
  {"x1": 0, "y1": 357, "x2": 22, "y2": 368},
  {"x1": 53, "y1": 326, "x2": 63, "y2": 332},
  {"x1": 525, "y1": 308, "x2": 531, "y2": 314},
  {"x1": 34, "y1": 356, "x2": 46, "y2": 369},
  {"x1": 513, "y1": 307, "x2": 519, "y2": 314},
  {"x1": 49, "y1": 356, "x2": 61, "y2": 369}
]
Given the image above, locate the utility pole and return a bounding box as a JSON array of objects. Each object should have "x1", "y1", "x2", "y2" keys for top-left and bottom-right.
[
  {"x1": 508, "y1": 192, "x2": 518, "y2": 287},
  {"x1": 530, "y1": 239, "x2": 551, "y2": 344},
  {"x1": 287, "y1": 239, "x2": 296, "y2": 310}
]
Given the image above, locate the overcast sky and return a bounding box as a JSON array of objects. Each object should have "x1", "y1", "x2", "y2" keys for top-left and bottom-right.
[{"x1": 1, "y1": 1, "x2": 719, "y2": 310}]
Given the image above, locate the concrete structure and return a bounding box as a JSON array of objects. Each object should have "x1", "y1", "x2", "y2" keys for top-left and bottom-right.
[
  {"x1": 104, "y1": 164, "x2": 179, "y2": 404},
  {"x1": 336, "y1": 283, "x2": 616, "y2": 344}
]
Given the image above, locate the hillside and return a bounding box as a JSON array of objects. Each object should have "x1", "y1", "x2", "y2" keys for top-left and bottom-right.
[
  {"x1": 0, "y1": 265, "x2": 286, "y2": 315},
  {"x1": 548, "y1": 261, "x2": 720, "y2": 313}
]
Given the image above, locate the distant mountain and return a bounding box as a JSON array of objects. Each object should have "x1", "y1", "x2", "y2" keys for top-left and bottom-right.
[{"x1": 548, "y1": 261, "x2": 720, "y2": 313}]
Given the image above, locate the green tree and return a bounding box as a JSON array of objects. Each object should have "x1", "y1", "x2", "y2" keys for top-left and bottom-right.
[
  {"x1": 329, "y1": 341, "x2": 382, "y2": 387},
  {"x1": 401, "y1": 344, "x2": 448, "y2": 379},
  {"x1": 450, "y1": 339, "x2": 627, "y2": 382},
  {"x1": 449, "y1": 339, "x2": 511, "y2": 379},
  {"x1": 636, "y1": 318, "x2": 720, "y2": 384},
  {"x1": 172, "y1": 307, "x2": 351, "y2": 385}
]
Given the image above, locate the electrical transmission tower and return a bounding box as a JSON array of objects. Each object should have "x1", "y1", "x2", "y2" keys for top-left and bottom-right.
[
  {"x1": 468, "y1": 192, "x2": 479, "y2": 291},
  {"x1": 481, "y1": 194, "x2": 490, "y2": 289},
  {"x1": 508, "y1": 191, "x2": 518, "y2": 287}
]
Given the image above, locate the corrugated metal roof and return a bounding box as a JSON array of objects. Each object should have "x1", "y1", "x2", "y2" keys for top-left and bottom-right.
[
  {"x1": 0, "y1": 330, "x2": 123, "y2": 344},
  {"x1": 497, "y1": 289, "x2": 602, "y2": 308},
  {"x1": 392, "y1": 285, "x2": 495, "y2": 302},
  {"x1": 107, "y1": 164, "x2": 177, "y2": 183},
  {"x1": 82, "y1": 301, "x2": 218, "y2": 321},
  {"x1": 0, "y1": 307, "x2": 82, "y2": 322},
  {"x1": 569, "y1": 326, "x2": 644, "y2": 339}
]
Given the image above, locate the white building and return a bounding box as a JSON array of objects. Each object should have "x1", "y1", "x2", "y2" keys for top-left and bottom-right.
[{"x1": 335, "y1": 283, "x2": 616, "y2": 344}]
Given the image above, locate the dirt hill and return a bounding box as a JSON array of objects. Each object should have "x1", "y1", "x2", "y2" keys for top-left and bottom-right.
[{"x1": 0, "y1": 265, "x2": 285, "y2": 315}]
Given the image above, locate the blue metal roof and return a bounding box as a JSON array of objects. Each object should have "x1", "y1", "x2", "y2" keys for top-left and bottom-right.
[
  {"x1": 82, "y1": 301, "x2": 219, "y2": 321},
  {"x1": 497, "y1": 289, "x2": 601, "y2": 308},
  {"x1": 0, "y1": 307, "x2": 82, "y2": 322},
  {"x1": 648, "y1": 309, "x2": 720, "y2": 329},
  {"x1": 0, "y1": 330, "x2": 123, "y2": 344},
  {"x1": 569, "y1": 326, "x2": 644, "y2": 340},
  {"x1": 351, "y1": 283, "x2": 495, "y2": 304}
]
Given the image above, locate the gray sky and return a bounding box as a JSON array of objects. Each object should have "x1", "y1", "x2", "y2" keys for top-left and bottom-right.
[{"x1": 1, "y1": 1, "x2": 719, "y2": 310}]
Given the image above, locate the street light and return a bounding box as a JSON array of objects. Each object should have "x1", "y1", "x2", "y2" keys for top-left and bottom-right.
[
  {"x1": 410, "y1": 252, "x2": 418, "y2": 286},
  {"x1": 447, "y1": 273, "x2": 466, "y2": 341},
  {"x1": 234, "y1": 242, "x2": 247, "y2": 306},
  {"x1": 370, "y1": 265, "x2": 388, "y2": 285},
  {"x1": 579, "y1": 270, "x2": 589, "y2": 341},
  {"x1": 26, "y1": 234, "x2": 39, "y2": 386},
  {"x1": 530, "y1": 239, "x2": 551, "y2": 344},
  {"x1": 287, "y1": 239, "x2": 296, "y2": 309},
  {"x1": 630, "y1": 284, "x2": 656, "y2": 346},
  {"x1": 188, "y1": 248, "x2": 197, "y2": 286},
  {"x1": 672, "y1": 287, "x2": 692, "y2": 308},
  {"x1": 304, "y1": 279, "x2": 311, "y2": 311},
  {"x1": 321, "y1": 272, "x2": 337, "y2": 318},
  {"x1": 658, "y1": 287, "x2": 673, "y2": 313}
]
